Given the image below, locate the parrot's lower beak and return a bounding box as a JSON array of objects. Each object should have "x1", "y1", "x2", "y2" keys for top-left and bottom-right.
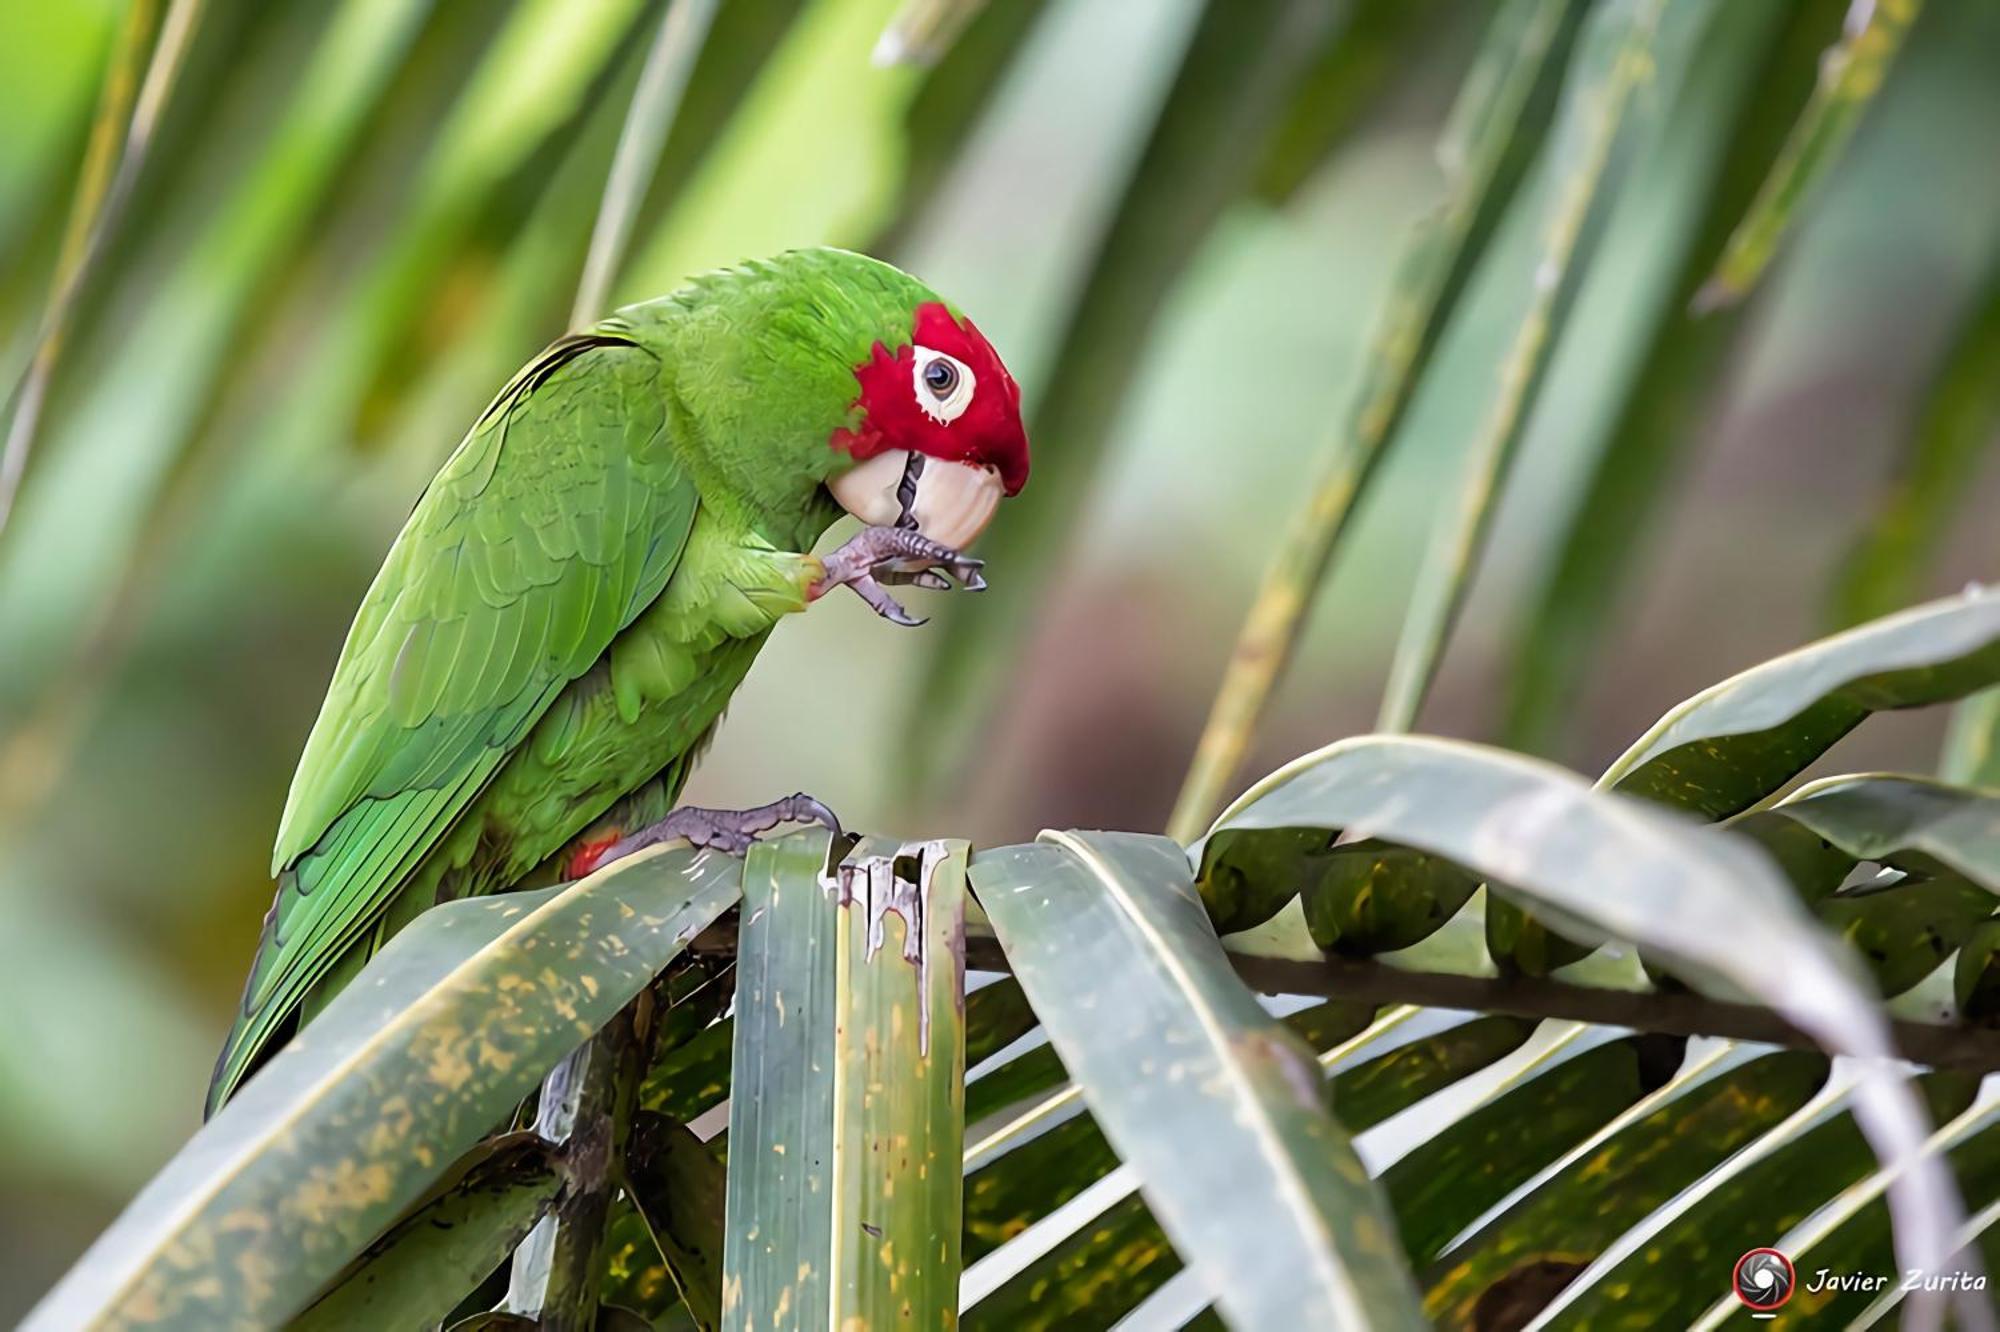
[{"x1": 829, "y1": 450, "x2": 1003, "y2": 550}]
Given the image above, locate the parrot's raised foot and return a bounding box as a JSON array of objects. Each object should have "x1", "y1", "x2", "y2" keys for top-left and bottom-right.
[
  {"x1": 811, "y1": 524, "x2": 985, "y2": 627},
  {"x1": 596, "y1": 792, "x2": 843, "y2": 866}
]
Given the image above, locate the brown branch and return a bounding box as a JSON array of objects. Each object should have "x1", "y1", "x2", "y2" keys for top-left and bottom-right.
[
  {"x1": 505, "y1": 991, "x2": 657, "y2": 1330},
  {"x1": 695, "y1": 919, "x2": 2000, "y2": 1072},
  {"x1": 1222, "y1": 953, "x2": 2000, "y2": 1074}
]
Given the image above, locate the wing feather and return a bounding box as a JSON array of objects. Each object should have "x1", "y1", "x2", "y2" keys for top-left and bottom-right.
[{"x1": 211, "y1": 333, "x2": 697, "y2": 1112}]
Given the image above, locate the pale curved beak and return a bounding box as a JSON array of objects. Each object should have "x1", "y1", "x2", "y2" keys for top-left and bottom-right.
[{"x1": 828, "y1": 451, "x2": 1004, "y2": 549}]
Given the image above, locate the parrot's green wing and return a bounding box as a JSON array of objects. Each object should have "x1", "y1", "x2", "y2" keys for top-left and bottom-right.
[{"x1": 209, "y1": 332, "x2": 698, "y2": 1111}]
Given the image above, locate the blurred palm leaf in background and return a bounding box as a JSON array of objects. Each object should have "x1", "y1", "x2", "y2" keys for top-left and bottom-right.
[{"x1": 2, "y1": 0, "x2": 1999, "y2": 1325}]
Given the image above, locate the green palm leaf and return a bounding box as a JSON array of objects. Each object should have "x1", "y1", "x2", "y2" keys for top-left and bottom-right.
[
  {"x1": 972, "y1": 830, "x2": 1426, "y2": 1329},
  {"x1": 25, "y1": 846, "x2": 739, "y2": 1331},
  {"x1": 720, "y1": 832, "x2": 968, "y2": 1330}
]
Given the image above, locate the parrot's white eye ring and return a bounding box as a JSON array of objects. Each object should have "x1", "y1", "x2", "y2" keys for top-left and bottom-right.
[{"x1": 912, "y1": 346, "x2": 975, "y2": 424}]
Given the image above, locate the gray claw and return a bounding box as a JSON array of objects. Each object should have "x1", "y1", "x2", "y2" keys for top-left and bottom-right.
[
  {"x1": 881, "y1": 552, "x2": 985, "y2": 591},
  {"x1": 878, "y1": 569, "x2": 955, "y2": 592},
  {"x1": 929, "y1": 550, "x2": 985, "y2": 590},
  {"x1": 781, "y1": 793, "x2": 844, "y2": 837},
  {"x1": 816, "y1": 524, "x2": 984, "y2": 617},
  {"x1": 848, "y1": 573, "x2": 926, "y2": 627},
  {"x1": 598, "y1": 792, "x2": 847, "y2": 868}
]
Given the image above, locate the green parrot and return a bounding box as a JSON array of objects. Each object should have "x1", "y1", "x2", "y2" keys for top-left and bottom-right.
[{"x1": 207, "y1": 248, "x2": 1029, "y2": 1115}]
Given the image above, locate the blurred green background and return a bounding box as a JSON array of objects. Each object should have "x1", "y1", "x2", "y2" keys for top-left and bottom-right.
[{"x1": 0, "y1": 0, "x2": 1995, "y2": 1315}]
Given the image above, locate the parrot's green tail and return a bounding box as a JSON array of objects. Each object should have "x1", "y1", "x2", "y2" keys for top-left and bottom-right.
[{"x1": 205, "y1": 895, "x2": 293, "y2": 1118}]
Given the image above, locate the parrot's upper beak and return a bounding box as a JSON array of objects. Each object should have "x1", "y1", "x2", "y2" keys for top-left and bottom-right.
[{"x1": 828, "y1": 450, "x2": 1003, "y2": 550}]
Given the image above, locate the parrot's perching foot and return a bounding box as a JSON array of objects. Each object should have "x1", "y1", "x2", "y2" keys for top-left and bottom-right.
[
  {"x1": 592, "y1": 792, "x2": 843, "y2": 867},
  {"x1": 811, "y1": 524, "x2": 985, "y2": 627}
]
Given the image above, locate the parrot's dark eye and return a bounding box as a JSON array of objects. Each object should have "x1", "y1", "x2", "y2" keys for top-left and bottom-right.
[{"x1": 910, "y1": 345, "x2": 975, "y2": 423}]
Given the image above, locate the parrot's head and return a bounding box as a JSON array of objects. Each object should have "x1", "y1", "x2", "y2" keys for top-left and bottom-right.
[{"x1": 825, "y1": 299, "x2": 1028, "y2": 549}]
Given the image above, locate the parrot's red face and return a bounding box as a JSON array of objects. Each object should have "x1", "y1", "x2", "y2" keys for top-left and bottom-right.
[{"x1": 828, "y1": 302, "x2": 1028, "y2": 549}]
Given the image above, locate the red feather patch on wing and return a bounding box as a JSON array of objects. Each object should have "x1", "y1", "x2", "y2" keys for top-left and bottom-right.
[{"x1": 565, "y1": 830, "x2": 623, "y2": 880}]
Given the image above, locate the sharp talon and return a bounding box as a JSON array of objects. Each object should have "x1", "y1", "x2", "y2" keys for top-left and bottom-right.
[
  {"x1": 594, "y1": 793, "x2": 847, "y2": 869},
  {"x1": 848, "y1": 573, "x2": 925, "y2": 626},
  {"x1": 817, "y1": 525, "x2": 981, "y2": 616},
  {"x1": 878, "y1": 569, "x2": 954, "y2": 592},
  {"x1": 780, "y1": 793, "x2": 844, "y2": 837}
]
